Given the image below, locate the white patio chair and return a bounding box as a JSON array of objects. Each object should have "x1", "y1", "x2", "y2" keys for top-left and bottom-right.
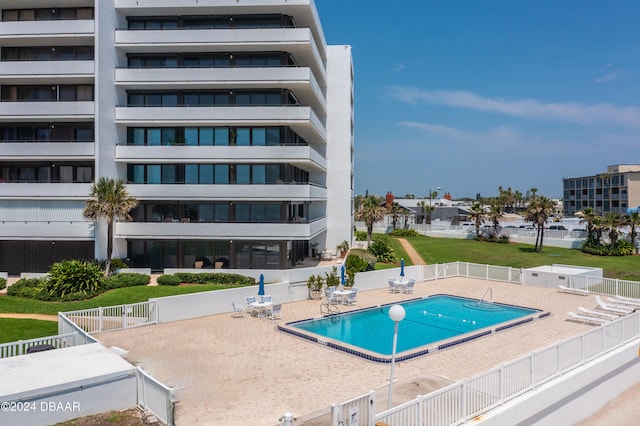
[
  {"x1": 267, "y1": 304, "x2": 282, "y2": 321},
  {"x1": 230, "y1": 301, "x2": 245, "y2": 318},
  {"x1": 402, "y1": 279, "x2": 416, "y2": 294},
  {"x1": 345, "y1": 287, "x2": 359, "y2": 306},
  {"x1": 261, "y1": 295, "x2": 272, "y2": 304},
  {"x1": 388, "y1": 279, "x2": 399, "y2": 293},
  {"x1": 326, "y1": 290, "x2": 338, "y2": 305},
  {"x1": 246, "y1": 296, "x2": 258, "y2": 316}
]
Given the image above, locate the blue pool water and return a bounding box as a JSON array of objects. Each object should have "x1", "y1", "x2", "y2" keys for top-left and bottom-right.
[{"x1": 289, "y1": 295, "x2": 540, "y2": 357}]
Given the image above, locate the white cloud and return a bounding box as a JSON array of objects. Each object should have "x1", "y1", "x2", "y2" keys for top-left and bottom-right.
[
  {"x1": 394, "y1": 63, "x2": 406, "y2": 72},
  {"x1": 594, "y1": 69, "x2": 624, "y2": 83},
  {"x1": 390, "y1": 87, "x2": 640, "y2": 128},
  {"x1": 399, "y1": 121, "x2": 522, "y2": 148}
]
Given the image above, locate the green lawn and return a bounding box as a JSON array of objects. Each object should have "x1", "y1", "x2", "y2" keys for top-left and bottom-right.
[
  {"x1": 0, "y1": 284, "x2": 228, "y2": 315},
  {"x1": 0, "y1": 318, "x2": 59, "y2": 344},
  {"x1": 398, "y1": 235, "x2": 640, "y2": 281}
]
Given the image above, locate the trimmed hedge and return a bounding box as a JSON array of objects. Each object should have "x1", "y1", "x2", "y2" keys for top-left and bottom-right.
[
  {"x1": 169, "y1": 272, "x2": 255, "y2": 286},
  {"x1": 156, "y1": 274, "x2": 181, "y2": 286},
  {"x1": 105, "y1": 273, "x2": 150, "y2": 289},
  {"x1": 0, "y1": 277, "x2": 6, "y2": 290}
]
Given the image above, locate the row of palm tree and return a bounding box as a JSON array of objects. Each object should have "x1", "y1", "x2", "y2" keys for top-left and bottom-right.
[{"x1": 577, "y1": 207, "x2": 640, "y2": 249}]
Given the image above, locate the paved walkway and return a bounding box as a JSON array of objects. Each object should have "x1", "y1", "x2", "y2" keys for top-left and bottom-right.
[
  {"x1": 397, "y1": 238, "x2": 426, "y2": 265},
  {"x1": 0, "y1": 313, "x2": 57, "y2": 321}
]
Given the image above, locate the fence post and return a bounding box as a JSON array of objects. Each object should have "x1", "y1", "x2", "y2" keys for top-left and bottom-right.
[
  {"x1": 99, "y1": 307, "x2": 104, "y2": 332},
  {"x1": 123, "y1": 304, "x2": 127, "y2": 330},
  {"x1": 282, "y1": 411, "x2": 294, "y2": 426}
]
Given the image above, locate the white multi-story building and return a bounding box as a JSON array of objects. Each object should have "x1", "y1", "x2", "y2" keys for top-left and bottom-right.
[{"x1": 0, "y1": 0, "x2": 354, "y2": 274}]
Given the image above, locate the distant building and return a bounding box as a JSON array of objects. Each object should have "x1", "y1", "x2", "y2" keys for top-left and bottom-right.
[{"x1": 563, "y1": 165, "x2": 640, "y2": 217}]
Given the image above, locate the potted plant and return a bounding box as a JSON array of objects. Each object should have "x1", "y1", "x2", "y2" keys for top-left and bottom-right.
[
  {"x1": 310, "y1": 242, "x2": 319, "y2": 259},
  {"x1": 337, "y1": 240, "x2": 350, "y2": 258},
  {"x1": 325, "y1": 266, "x2": 340, "y2": 289},
  {"x1": 307, "y1": 274, "x2": 324, "y2": 300}
]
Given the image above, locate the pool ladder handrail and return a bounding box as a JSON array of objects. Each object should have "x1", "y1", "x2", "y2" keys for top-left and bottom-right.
[
  {"x1": 480, "y1": 286, "x2": 493, "y2": 303},
  {"x1": 320, "y1": 301, "x2": 340, "y2": 316}
]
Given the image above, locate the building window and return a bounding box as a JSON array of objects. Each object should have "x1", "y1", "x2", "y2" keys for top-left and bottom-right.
[
  {"x1": 126, "y1": 90, "x2": 291, "y2": 107},
  {"x1": 127, "y1": 163, "x2": 308, "y2": 185},
  {"x1": 126, "y1": 126, "x2": 303, "y2": 146}
]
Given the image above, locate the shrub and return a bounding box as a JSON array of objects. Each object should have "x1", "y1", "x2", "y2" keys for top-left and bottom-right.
[
  {"x1": 345, "y1": 252, "x2": 371, "y2": 273},
  {"x1": 389, "y1": 228, "x2": 419, "y2": 237},
  {"x1": 157, "y1": 274, "x2": 181, "y2": 286},
  {"x1": 43, "y1": 260, "x2": 105, "y2": 298},
  {"x1": 105, "y1": 273, "x2": 150, "y2": 289},
  {"x1": 7, "y1": 278, "x2": 47, "y2": 299},
  {"x1": 498, "y1": 234, "x2": 510, "y2": 244},
  {"x1": 172, "y1": 272, "x2": 255, "y2": 286},
  {"x1": 368, "y1": 236, "x2": 396, "y2": 263},
  {"x1": 354, "y1": 231, "x2": 368, "y2": 241},
  {"x1": 0, "y1": 277, "x2": 6, "y2": 290}
]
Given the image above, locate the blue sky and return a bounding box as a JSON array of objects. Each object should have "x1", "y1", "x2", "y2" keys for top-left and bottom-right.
[{"x1": 316, "y1": 0, "x2": 640, "y2": 200}]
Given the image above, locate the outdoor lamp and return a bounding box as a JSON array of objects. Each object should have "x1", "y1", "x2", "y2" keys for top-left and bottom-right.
[{"x1": 387, "y1": 304, "x2": 406, "y2": 409}]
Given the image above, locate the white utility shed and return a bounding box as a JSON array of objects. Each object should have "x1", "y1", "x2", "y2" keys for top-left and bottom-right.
[{"x1": 0, "y1": 343, "x2": 136, "y2": 426}]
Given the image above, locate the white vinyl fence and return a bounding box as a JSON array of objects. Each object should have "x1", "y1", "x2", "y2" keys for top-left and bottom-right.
[
  {"x1": 59, "y1": 301, "x2": 157, "y2": 334},
  {"x1": 137, "y1": 367, "x2": 176, "y2": 426},
  {"x1": 331, "y1": 390, "x2": 375, "y2": 426},
  {"x1": 0, "y1": 332, "x2": 79, "y2": 358},
  {"x1": 57, "y1": 307, "x2": 173, "y2": 425},
  {"x1": 373, "y1": 312, "x2": 640, "y2": 426}
]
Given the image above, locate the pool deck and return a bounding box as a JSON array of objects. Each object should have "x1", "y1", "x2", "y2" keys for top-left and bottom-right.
[{"x1": 97, "y1": 277, "x2": 606, "y2": 426}]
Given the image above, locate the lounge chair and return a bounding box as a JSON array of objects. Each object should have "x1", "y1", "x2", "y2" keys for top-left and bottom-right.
[
  {"x1": 402, "y1": 279, "x2": 416, "y2": 294},
  {"x1": 344, "y1": 287, "x2": 359, "y2": 306},
  {"x1": 267, "y1": 304, "x2": 282, "y2": 321},
  {"x1": 230, "y1": 301, "x2": 245, "y2": 318},
  {"x1": 577, "y1": 306, "x2": 618, "y2": 320},
  {"x1": 557, "y1": 285, "x2": 590, "y2": 295},
  {"x1": 567, "y1": 311, "x2": 608, "y2": 325},
  {"x1": 594, "y1": 295, "x2": 634, "y2": 315},
  {"x1": 607, "y1": 296, "x2": 640, "y2": 308}
]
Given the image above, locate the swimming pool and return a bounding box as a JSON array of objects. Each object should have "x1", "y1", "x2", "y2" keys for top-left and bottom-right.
[{"x1": 280, "y1": 295, "x2": 547, "y2": 363}]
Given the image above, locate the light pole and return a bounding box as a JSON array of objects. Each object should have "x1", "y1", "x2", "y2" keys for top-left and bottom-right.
[
  {"x1": 387, "y1": 304, "x2": 406, "y2": 409},
  {"x1": 428, "y1": 186, "x2": 441, "y2": 224}
]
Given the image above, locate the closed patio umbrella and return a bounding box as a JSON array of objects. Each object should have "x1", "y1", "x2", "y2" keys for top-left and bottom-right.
[
  {"x1": 341, "y1": 264, "x2": 346, "y2": 285},
  {"x1": 400, "y1": 258, "x2": 405, "y2": 277},
  {"x1": 258, "y1": 274, "x2": 265, "y2": 296}
]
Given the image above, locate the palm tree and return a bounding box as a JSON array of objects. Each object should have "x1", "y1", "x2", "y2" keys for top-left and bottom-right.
[
  {"x1": 603, "y1": 212, "x2": 623, "y2": 246},
  {"x1": 84, "y1": 177, "x2": 138, "y2": 275},
  {"x1": 468, "y1": 202, "x2": 485, "y2": 237},
  {"x1": 417, "y1": 199, "x2": 433, "y2": 224},
  {"x1": 525, "y1": 196, "x2": 554, "y2": 252},
  {"x1": 387, "y1": 202, "x2": 403, "y2": 230},
  {"x1": 354, "y1": 195, "x2": 385, "y2": 245},
  {"x1": 488, "y1": 203, "x2": 503, "y2": 237},
  {"x1": 626, "y1": 211, "x2": 640, "y2": 252},
  {"x1": 577, "y1": 207, "x2": 599, "y2": 240}
]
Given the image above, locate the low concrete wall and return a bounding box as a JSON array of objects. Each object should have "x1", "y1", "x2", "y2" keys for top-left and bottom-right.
[
  {"x1": 152, "y1": 281, "x2": 310, "y2": 323},
  {"x1": 152, "y1": 264, "x2": 408, "y2": 323},
  {"x1": 479, "y1": 339, "x2": 640, "y2": 425}
]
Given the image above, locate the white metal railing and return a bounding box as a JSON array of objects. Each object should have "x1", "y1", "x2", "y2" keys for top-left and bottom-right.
[
  {"x1": 0, "y1": 332, "x2": 79, "y2": 358},
  {"x1": 59, "y1": 301, "x2": 158, "y2": 334},
  {"x1": 373, "y1": 311, "x2": 640, "y2": 426},
  {"x1": 137, "y1": 367, "x2": 175, "y2": 426}
]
